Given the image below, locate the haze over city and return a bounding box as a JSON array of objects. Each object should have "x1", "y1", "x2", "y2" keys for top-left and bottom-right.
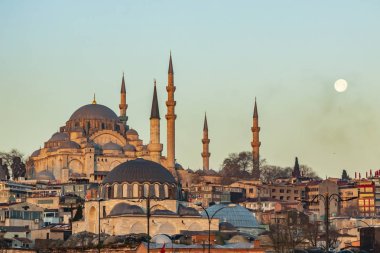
[{"x1": 1, "y1": 1, "x2": 380, "y2": 178}]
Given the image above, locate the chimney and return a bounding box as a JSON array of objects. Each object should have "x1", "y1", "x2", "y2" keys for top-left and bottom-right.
[
  {"x1": 359, "y1": 173, "x2": 361, "y2": 179},
  {"x1": 370, "y1": 169, "x2": 373, "y2": 177},
  {"x1": 366, "y1": 172, "x2": 368, "y2": 178},
  {"x1": 355, "y1": 172, "x2": 357, "y2": 179}
]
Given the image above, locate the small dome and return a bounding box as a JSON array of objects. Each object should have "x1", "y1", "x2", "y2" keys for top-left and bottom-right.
[
  {"x1": 151, "y1": 209, "x2": 176, "y2": 215},
  {"x1": 49, "y1": 132, "x2": 69, "y2": 142},
  {"x1": 31, "y1": 149, "x2": 41, "y2": 157},
  {"x1": 228, "y1": 235, "x2": 250, "y2": 244},
  {"x1": 178, "y1": 205, "x2": 200, "y2": 216},
  {"x1": 36, "y1": 170, "x2": 55, "y2": 181},
  {"x1": 109, "y1": 203, "x2": 144, "y2": 216},
  {"x1": 126, "y1": 129, "x2": 138, "y2": 136},
  {"x1": 69, "y1": 104, "x2": 119, "y2": 121},
  {"x1": 123, "y1": 144, "x2": 136, "y2": 152},
  {"x1": 60, "y1": 141, "x2": 81, "y2": 149},
  {"x1": 202, "y1": 204, "x2": 259, "y2": 229},
  {"x1": 102, "y1": 158, "x2": 176, "y2": 185},
  {"x1": 219, "y1": 222, "x2": 236, "y2": 231},
  {"x1": 103, "y1": 142, "x2": 122, "y2": 151},
  {"x1": 175, "y1": 163, "x2": 184, "y2": 170}
]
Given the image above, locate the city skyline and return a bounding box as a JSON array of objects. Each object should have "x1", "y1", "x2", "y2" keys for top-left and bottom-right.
[{"x1": 1, "y1": 1, "x2": 380, "y2": 177}]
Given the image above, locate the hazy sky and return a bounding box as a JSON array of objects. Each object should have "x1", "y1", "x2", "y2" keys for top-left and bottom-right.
[{"x1": 1, "y1": 1, "x2": 380, "y2": 178}]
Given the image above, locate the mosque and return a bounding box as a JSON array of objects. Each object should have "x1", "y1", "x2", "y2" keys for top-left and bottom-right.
[{"x1": 28, "y1": 53, "x2": 261, "y2": 185}]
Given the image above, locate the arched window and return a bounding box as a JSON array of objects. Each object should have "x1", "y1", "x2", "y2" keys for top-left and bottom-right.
[
  {"x1": 133, "y1": 184, "x2": 138, "y2": 198},
  {"x1": 144, "y1": 184, "x2": 149, "y2": 197},
  {"x1": 164, "y1": 184, "x2": 169, "y2": 199},
  {"x1": 127, "y1": 184, "x2": 133, "y2": 198},
  {"x1": 113, "y1": 184, "x2": 118, "y2": 198},
  {"x1": 159, "y1": 185, "x2": 165, "y2": 199},
  {"x1": 154, "y1": 184, "x2": 160, "y2": 198},
  {"x1": 107, "y1": 186, "x2": 112, "y2": 199},
  {"x1": 122, "y1": 184, "x2": 128, "y2": 198}
]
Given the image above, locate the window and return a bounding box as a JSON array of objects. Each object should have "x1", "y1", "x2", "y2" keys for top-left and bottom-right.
[
  {"x1": 164, "y1": 185, "x2": 169, "y2": 198},
  {"x1": 132, "y1": 184, "x2": 138, "y2": 198},
  {"x1": 144, "y1": 184, "x2": 149, "y2": 197},
  {"x1": 154, "y1": 184, "x2": 160, "y2": 198},
  {"x1": 122, "y1": 184, "x2": 128, "y2": 198},
  {"x1": 272, "y1": 189, "x2": 276, "y2": 192},
  {"x1": 280, "y1": 189, "x2": 284, "y2": 193},
  {"x1": 113, "y1": 184, "x2": 118, "y2": 198}
]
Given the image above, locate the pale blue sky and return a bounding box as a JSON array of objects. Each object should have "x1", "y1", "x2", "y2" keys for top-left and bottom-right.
[{"x1": 1, "y1": 1, "x2": 380, "y2": 177}]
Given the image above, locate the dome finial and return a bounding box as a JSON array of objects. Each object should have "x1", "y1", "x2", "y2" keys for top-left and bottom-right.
[{"x1": 92, "y1": 93, "x2": 97, "y2": 104}]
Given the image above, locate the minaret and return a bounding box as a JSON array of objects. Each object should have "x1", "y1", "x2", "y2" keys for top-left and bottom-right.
[
  {"x1": 119, "y1": 73, "x2": 128, "y2": 128},
  {"x1": 201, "y1": 113, "x2": 210, "y2": 171},
  {"x1": 166, "y1": 52, "x2": 176, "y2": 171},
  {"x1": 148, "y1": 80, "x2": 163, "y2": 163},
  {"x1": 251, "y1": 98, "x2": 261, "y2": 180}
]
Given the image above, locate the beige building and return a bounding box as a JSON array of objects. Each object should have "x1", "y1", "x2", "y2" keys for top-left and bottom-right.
[
  {"x1": 339, "y1": 183, "x2": 359, "y2": 216},
  {"x1": 267, "y1": 183, "x2": 305, "y2": 202},
  {"x1": 230, "y1": 180, "x2": 270, "y2": 199},
  {"x1": 305, "y1": 179, "x2": 339, "y2": 219},
  {"x1": 72, "y1": 159, "x2": 217, "y2": 236},
  {"x1": 0, "y1": 202, "x2": 44, "y2": 230}
]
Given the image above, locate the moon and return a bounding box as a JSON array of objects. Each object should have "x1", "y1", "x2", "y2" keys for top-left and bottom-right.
[{"x1": 334, "y1": 79, "x2": 348, "y2": 92}]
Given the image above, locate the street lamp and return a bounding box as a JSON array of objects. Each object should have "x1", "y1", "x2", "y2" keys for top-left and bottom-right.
[
  {"x1": 196, "y1": 203, "x2": 235, "y2": 253},
  {"x1": 302, "y1": 193, "x2": 357, "y2": 253}
]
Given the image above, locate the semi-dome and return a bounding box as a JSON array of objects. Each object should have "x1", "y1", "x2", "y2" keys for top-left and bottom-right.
[
  {"x1": 102, "y1": 158, "x2": 176, "y2": 184},
  {"x1": 36, "y1": 170, "x2": 55, "y2": 181},
  {"x1": 109, "y1": 203, "x2": 144, "y2": 216},
  {"x1": 69, "y1": 104, "x2": 119, "y2": 121},
  {"x1": 49, "y1": 132, "x2": 69, "y2": 142},
  {"x1": 219, "y1": 222, "x2": 236, "y2": 231},
  {"x1": 103, "y1": 142, "x2": 122, "y2": 151},
  {"x1": 123, "y1": 144, "x2": 136, "y2": 152},
  {"x1": 126, "y1": 129, "x2": 138, "y2": 136},
  {"x1": 60, "y1": 141, "x2": 81, "y2": 149},
  {"x1": 202, "y1": 204, "x2": 259, "y2": 229},
  {"x1": 178, "y1": 204, "x2": 200, "y2": 216},
  {"x1": 31, "y1": 149, "x2": 41, "y2": 157}
]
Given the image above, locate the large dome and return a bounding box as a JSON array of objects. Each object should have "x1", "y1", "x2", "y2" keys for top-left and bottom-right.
[
  {"x1": 69, "y1": 104, "x2": 119, "y2": 121},
  {"x1": 102, "y1": 158, "x2": 176, "y2": 184}
]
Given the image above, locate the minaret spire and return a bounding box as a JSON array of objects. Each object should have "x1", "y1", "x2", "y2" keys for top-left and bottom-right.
[
  {"x1": 168, "y1": 51, "x2": 174, "y2": 74},
  {"x1": 166, "y1": 52, "x2": 176, "y2": 173},
  {"x1": 150, "y1": 79, "x2": 160, "y2": 119},
  {"x1": 92, "y1": 93, "x2": 97, "y2": 104},
  {"x1": 202, "y1": 113, "x2": 210, "y2": 171},
  {"x1": 148, "y1": 79, "x2": 163, "y2": 163},
  {"x1": 251, "y1": 98, "x2": 261, "y2": 180},
  {"x1": 119, "y1": 73, "x2": 128, "y2": 129}
]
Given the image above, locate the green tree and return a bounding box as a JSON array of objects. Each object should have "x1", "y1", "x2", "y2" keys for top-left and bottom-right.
[
  {"x1": 220, "y1": 151, "x2": 253, "y2": 184},
  {"x1": 341, "y1": 169, "x2": 350, "y2": 180},
  {"x1": 72, "y1": 205, "x2": 83, "y2": 221}
]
